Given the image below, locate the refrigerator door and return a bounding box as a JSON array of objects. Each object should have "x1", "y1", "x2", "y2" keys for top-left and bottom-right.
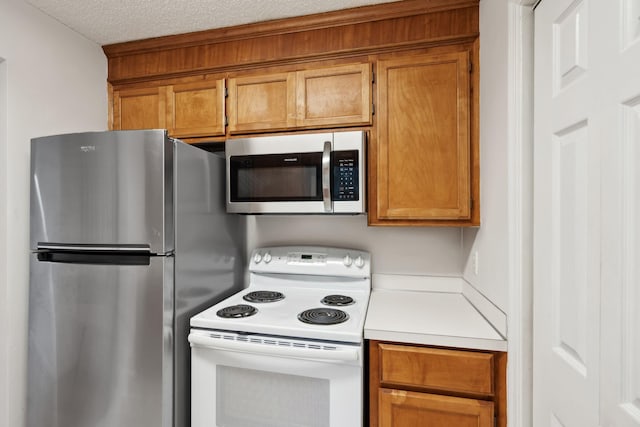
[
  {"x1": 173, "y1": 143, "x2": 246, "y2": 427},
  {"x1": 27, "y1": 253, "x2": 172, "y2": 427},
  {"x1": 30, "y1": 130, "x2": 174, "y2": 254}
]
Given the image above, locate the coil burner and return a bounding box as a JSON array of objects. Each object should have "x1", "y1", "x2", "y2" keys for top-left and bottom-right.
[
  {"x1": 321, "y1": 294, "x2": 355, "y2": 306},
  {"x1": 216, "y1": 304, "x2": 257, "y2": 318},
  {"x1": 297, "y1": 308, "x2": 349, "y2": 325},
  {"x1": 243, "y1": 290, "x2": 285, "y2": 303}
]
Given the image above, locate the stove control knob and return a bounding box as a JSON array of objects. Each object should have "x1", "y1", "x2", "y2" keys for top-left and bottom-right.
[
  {"x1": 355, "y1": 256, "x2": 365, "y2": 268},
  {"x1": 343, "y1": 254, "x2": 353, "y2": 267},
  {"x1": 263, "y1": 252, "x2": 272, "y2": 263},
  {"x1": 253, "y1": 253, "x2": 263, "y2": 264}
]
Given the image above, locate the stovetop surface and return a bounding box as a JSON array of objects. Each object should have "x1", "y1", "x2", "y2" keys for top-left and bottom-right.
[
  {"x1": 190, "y1": 283, "x2": 370, "y2": 344},
  {"x1": 191, "y1": 246, "x2": 372, "y2": 344}
]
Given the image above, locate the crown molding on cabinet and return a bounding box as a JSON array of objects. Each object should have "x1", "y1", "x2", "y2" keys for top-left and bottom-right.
[{"x1": 103, "y1": 0, "x2": 479, "y2": 84}]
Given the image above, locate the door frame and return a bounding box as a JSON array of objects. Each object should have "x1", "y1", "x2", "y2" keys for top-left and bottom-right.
[
  {"x1": 505, "y1": 2, "x2": 535, "y2": 427},
  {"x1": 0, "y1": 56, "x2": 7, "y2": 427}
]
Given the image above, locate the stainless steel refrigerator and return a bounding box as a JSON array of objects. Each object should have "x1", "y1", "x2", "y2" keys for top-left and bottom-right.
[{"x1": 27, "y1": 130, "x2": 245, "y2": 427}]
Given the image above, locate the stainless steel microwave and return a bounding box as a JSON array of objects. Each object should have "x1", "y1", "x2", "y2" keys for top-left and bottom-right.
[{"x1": 226, "y1": 131, "x2": 366, "y2": 214}]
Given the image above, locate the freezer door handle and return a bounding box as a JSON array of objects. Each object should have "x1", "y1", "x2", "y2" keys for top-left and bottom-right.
[
  {"x1": 36, "y1": 242, "x2": 152, "y2": 252},
  {"x1": 35, "y1": 243, "x2": 153, "y2": 265}
]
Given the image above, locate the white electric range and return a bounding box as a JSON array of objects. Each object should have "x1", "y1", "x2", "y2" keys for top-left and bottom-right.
[{"x1": 189, "y1": 246, "x2": 371, "y2": 427}]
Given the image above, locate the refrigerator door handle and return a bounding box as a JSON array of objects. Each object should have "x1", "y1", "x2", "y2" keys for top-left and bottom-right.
[
  {"x1": 35, "y1": 243, "x2": 154, "y2": 266},
  {"x1": 36, "y1": 242, "x2": 152, "y2": 253}
]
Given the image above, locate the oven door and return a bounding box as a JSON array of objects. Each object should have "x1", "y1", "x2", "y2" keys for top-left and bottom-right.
[{"x1": 189, "y1": 330, "x2": 363, "y2": 427}]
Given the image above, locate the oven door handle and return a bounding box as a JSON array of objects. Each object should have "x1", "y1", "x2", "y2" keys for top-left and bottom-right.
[{"x1": 188, "y1": 333, "x2": 359, "y2": 362}]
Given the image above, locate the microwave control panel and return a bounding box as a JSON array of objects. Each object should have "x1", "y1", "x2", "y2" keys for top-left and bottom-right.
[{"x1": 331, "y1": 150, "x2": 359, "y2": 201}]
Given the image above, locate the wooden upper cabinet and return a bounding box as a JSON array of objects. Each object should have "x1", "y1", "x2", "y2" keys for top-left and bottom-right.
[
  {"x1": 296, "y1": 63, "x2": 371, "y2": 128},
  {"x1": 166, "y1": 79, "x2": 226, "y2": 138},
  {"x1": 228, "y1": 63, "x2": 371, "y2": 134},
  {"x1": 371, "y1": 49, "x2": 475, "y2": 225},
  {"x1": 113, "y1": 87, "x2": 165, "y2": 130},
  {"x1": 228, "y1": 72, "x2": 296, "y2": 133}
]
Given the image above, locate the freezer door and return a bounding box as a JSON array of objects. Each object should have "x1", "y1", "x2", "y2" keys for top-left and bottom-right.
[
  {"x1": 30, "y1": 130, "x2": 173, "y2": 254},
  {"x1": 26, "y1": 254, "x2": 173, "y2": 427}
]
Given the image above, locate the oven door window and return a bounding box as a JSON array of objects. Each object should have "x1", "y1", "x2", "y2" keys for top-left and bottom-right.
[
  {"x1": 216, "y1": 366, "x2": 329, "y2": 427},
  {"x1": 229, "y1": 153, "x2": 323, "y2": 202}
]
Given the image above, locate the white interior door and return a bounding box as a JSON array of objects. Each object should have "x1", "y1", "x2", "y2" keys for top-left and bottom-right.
[{"x1": 534, "y1": 1, "x2": 640, "y2": 426}]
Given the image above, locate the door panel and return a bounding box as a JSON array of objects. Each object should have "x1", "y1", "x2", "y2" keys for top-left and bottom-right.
[
  {"x1": 113, "y1": 87, "x2": 165, "y2": 130},
  {"x1": 534, "y1": 1, "x2": 600, "y2": 425},
  {"x1": 535, "y1": 0, "x2": 640, "y2": 426},
  {"x1": 227, "y1": 72, "x2": 296, "y2": 133},
  {"x1": 375, "y1": 51, "x2": 471, "y2": 220},
  {"x1": 598, "y1": 0, "x2": 640, "y2": 425},
  {"x1": 26, "y1": 255, "x2": 167, "y2": 427},
  {"x1": 296, "y1": 63, "x2": 372, "y2": 127},
  {"x1": 30, "y1": 130, "x2": 172, "y2": 254},
  {"x1": 166, "y1": 79, "x2": 225, "y2": 138}
]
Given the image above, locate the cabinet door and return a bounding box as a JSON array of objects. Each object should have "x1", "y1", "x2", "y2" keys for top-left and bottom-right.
[
  {"x1": 228, "y1": 72, "x2": 296, "y2": 133},
  {"x1": 373, "y1": 51, "x2": 471, "y2": 223},
  {"x1": 379, "y1": 389, "x2": 493, "y2": 427},
  {"x1": 166, "y1": 79, "x2": 225, "y2": 138},
  {"x1": 296, "y1": 63, "x2": 372, "y2": 127},
  {"x1": 112, "y1": 87, "x2": 165, "y2": 130}
]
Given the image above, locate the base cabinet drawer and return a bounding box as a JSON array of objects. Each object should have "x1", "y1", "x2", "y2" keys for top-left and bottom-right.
[
  {"x1": 379, "y1": 389, "x2": 494, "y2": 427},
  {"x1": 369, "y1": 340, "x2": 506, "y2": 427},
  {"x1": 379, "y1": 343, "x2": 494, "y2": 395}
]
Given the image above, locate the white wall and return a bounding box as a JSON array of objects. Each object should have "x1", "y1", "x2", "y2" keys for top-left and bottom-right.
[
  {"x1": 461, "y1": 0, "x2": 511, "y2": 313},
  {"x1": 0, "y1": 0, "x2": 107, "y2": 425},
  {"x1": 248, "y1": 216, "x2": 463, "y2": 276}
]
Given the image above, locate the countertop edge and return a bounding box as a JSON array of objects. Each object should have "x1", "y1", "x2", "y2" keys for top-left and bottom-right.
[{"x1": 364, "y1": 328, "x2": 508, "y2": 352}]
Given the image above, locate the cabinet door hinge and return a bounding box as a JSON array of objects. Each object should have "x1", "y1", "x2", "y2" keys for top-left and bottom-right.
[
  {"x1": 371, "y1": 64, "x2": 375, "y2": 84},
  {"x1": 469, "y1": 61, "x2": 473, "y2": 73},
  {"x1": 470, "y1": 198, "x2": 474, "y2": 210},
  {"x1": 225, "y1": 87, "x2": 229, "y2": 98},
  {"x1": 224, "y1": 115, "x2": 228, "y2": 127},
  {"x1": 372, "y1": 103, "x2": 375, "y2": 116}
]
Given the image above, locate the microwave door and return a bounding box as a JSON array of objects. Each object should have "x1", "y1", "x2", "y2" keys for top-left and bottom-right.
[{"x1": 227, "y1": 150, "x2": 330, "y2": 214}]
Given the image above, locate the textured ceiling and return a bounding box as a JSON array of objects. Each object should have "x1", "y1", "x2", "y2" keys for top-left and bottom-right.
[{"x1": 23, "y1": 0, "x2": 398, "y2": 45}]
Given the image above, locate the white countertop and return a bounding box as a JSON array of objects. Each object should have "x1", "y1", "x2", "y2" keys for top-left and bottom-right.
[{"x1": 364, "y1": 277, "x2": 508, "y2": 352}]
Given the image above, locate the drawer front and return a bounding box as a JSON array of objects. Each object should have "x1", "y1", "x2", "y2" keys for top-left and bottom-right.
[
  {"x1": 378, "y1": 389, "x2": 494, "y2": 427},
  {"x1": 378, "y1": 344, "x2": 494, "y2": 395}
]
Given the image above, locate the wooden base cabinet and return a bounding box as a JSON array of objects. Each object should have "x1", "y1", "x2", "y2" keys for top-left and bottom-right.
[
  {"x1": 369, "y1": 341, "x2": 506, "y2": 427},
  {"x1": 379, "y1": 389, "x2": 494, "y2": 427}
]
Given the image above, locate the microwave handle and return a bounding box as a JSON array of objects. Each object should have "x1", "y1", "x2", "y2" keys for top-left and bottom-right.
[{"x1": 322, "y1": 140, "x2": 332, "y2": 212}]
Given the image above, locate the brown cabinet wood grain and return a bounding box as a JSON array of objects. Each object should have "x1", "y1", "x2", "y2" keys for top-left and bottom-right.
[
  {"x1": 296, "y1": 63, "x2": 372, "y2": 128},
  {"x1": 370, "y1": 48, "x2": 476, "y2": 225},
  {"x1": 166, "y1": 79, "x2": 226, "y2": 138},
  {"x1": 379, "y1": 389, "x2": 494, "y2": 427},
  {"x1": 228, "y1": 72, "x2": 296, "y2": 133},
  {"x1": 369, "y1": 341, "x2": 506, "y2": 427},
  {"x1": 228, "y1": 63, "x2": 371, "y2": 134},
  {"x1": 105, "y1": 0, "x2": 481, "y2": 226},
  {"x1": 113, "y1": 86, "x2": 165, "y2": 131},
  {"x1": 378, "y1": 343, "x2": 494, "y2": 396}
]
